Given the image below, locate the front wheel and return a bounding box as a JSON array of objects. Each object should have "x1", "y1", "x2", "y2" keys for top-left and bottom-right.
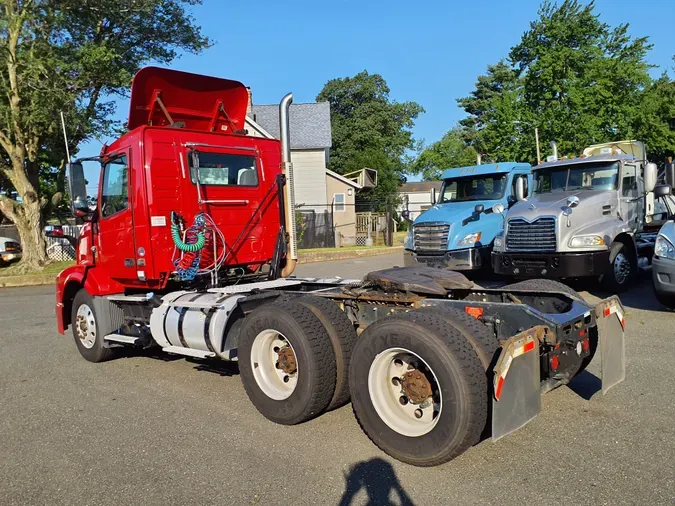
[
  {"x1": 71, "y1": 289, "x2": 117, "y2": 363},
  {"x1": 602, "y1": 242, "x2": 635, "y2": 293},
  {"x1": 349, "y1": 311, "x2": 486, "y2": 467}
]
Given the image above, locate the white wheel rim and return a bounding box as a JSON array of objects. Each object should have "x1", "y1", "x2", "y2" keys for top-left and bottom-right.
[
  {"x1": 368, "y1": 347, "x2": 442, "y2": 437},
  {"x1": 75, "y1": 303, "x2": 97, "y2": 349},
  {"x1": 250, "y1": 329, "x2": 298, "y2": 400}
]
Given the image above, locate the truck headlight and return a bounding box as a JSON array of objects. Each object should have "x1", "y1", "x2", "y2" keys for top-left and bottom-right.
[
  {"x1": 404, "y1": 231, "x2": 413, "y2": 250},
  {"x1": 655, "y1": 234, "x2": 675, "y2": 259},
  {"x1": 569, "y1": 235, "x2": 605, "y2": 248},
  {"x1": 458, "y1": 232, "x2": 482, "y2": 247},
  {"x1": 494, "y1": 233, "x2": 504, "y2": 249}
]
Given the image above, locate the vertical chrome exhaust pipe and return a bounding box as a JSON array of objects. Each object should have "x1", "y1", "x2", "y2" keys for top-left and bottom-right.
[
  {"x1": 279, "y1": 93, "x2": 298, "y2": 277},
  {"x1": 550, "y1": 140, "x2": 558, "y2": 161}
]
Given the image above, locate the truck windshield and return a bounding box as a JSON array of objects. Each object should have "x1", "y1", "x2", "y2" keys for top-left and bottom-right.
[
  {"x1": 439, "y1": 173, "x2": 508, "y2": 203},
  {"x1": 534, "y1": 161, "x2": 619, "y2": 193}
]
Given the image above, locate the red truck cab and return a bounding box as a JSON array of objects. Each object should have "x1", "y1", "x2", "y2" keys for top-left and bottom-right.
[{"x1": 56, "y1": 67, "x2": 290, "y2": 333}]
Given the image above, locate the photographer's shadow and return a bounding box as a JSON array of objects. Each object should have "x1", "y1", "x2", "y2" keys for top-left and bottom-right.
[{"x1": 339, "y1": 458, "x2": 414, "y2": 506}]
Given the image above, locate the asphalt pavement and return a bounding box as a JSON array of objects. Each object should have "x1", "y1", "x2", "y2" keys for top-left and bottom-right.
[{"x1": 1, "y1": 253, "x2": 674, "y2": 505}]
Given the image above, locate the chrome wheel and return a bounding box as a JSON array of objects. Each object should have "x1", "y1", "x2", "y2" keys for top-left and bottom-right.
[
  {"x1": 368, "y1": 347, "x2": 442, "y2": 437},
  {"x1": 75, "y1": 304, "x2": 97, "y2": 349},
  {"x1": 614, "y1": 252, "x2": 631, "y2": 285},
  {"x1": 250, "y1": 330, "x2": 298, "y2": 400}
]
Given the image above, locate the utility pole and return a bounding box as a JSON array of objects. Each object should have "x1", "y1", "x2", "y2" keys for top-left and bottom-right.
[{"x1": 535, "y1": 127, "x2": 541, "y2": 164}]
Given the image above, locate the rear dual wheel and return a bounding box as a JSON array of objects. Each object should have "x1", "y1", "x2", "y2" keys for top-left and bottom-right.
[
  {"x1": 238, "y1": 300, "x2": 340, "y2": 425},
  {"x1": 350, "y1": 311, "x2": 488, "y2": 467}
]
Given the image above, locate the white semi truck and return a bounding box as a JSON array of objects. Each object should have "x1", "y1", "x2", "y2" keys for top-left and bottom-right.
[{"x1": 492, "y1": 140, "x2": 675, "y2": 291}]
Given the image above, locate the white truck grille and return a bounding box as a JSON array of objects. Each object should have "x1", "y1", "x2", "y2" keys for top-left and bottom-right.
[
  {"x1": 414, "y1": 223, "x2": 449, "y2": 252},
  {"x1": 506, "y1": 217, "x2": 556, "y2": 252}
]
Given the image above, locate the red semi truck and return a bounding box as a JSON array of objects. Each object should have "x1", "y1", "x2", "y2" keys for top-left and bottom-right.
[{"x1": 53, "y1": 67, "x2": 625, "y2": 466}]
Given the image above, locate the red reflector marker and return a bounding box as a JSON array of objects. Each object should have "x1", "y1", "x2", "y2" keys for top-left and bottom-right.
[
  {"x1": 579, "y1": 329, "x2": 587, "y2": 337},
  {"x1": 495, "y1": 376, "x2": 505, "y2": 400},
  {"x1": 551, "y1": 355, "x2": 559, "y2": 371},
  {"x1": 523, "y1": 340, "x2": 535, "y2": 353},
  {"x1": 465, "y1": 306, "x2": 484, "y2": 319},
  {"x1": 604, "y1": 307, "x2": 611, "y2": 317},
  {"x1": 582, "y1": 338, "x2": 590, "y2": 351}
]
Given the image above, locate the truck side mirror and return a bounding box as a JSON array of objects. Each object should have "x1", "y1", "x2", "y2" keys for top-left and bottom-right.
[
  {"x1": 644, "y1": 162, "x2": 657, "y2": 193},
  {"x1": 430, "y1": 187, "x2": 437, "y2": 205},
  {"x1": 654, "y1": 184, "x2": 672, "y2": 198},
  {"x1": 474, "y1": 204, "x2": 484, "y2": 214},
  {"x1": 515, "y1": 177, "x2": 525, "y2": 201},
  {"x1": 401, "y1": 209, "x2": 411, "y2": 222},
  {"x1": 67, "y1": 162, "x2": 95, "y2": 221}
]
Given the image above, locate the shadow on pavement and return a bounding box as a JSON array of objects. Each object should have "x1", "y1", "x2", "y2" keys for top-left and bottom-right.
[
  {"x1": 584, "y1": 272, "x2": 668, "y2": 312},
  {"x1": 338, "y1": 458, "x2": 414, "y2": 506},
  {"x1": 567, "y1": 370, "x2": 602, "y2": 400}
]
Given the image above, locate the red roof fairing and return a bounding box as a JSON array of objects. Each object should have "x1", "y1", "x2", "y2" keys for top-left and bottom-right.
[{"x1": 128, "y1": 67, "x2": 249, "y2": 133}]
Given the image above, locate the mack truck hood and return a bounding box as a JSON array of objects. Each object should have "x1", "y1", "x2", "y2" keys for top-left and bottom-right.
[
  {"x1": 413, "y1": 201, "x2": 504, "y2": 249},
  {"x1": 128, "y1": 66, "x2": 249, "y2": 133},
  {"x1": 507, "y1": 190, "x2": 626, "y2": 252}
]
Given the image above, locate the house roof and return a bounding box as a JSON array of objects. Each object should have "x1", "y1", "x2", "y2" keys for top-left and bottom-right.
[
  {"x1": 399, "y1": 181, "x2": 442, "y2": 193},
  {"x1": 326, "y1": 169, "x2": 361, "y2": 189},
  {"x1": 249, "y1": 102, "x2": 332, "y2": 149}
]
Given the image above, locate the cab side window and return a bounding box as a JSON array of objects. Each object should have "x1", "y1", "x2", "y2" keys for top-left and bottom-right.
[
  {"x1": 100, "y1": 155, "x2": 129, "y2": 218},
  {"x1": 621, "y1": 165, "x2": 638, "y2": 197}
]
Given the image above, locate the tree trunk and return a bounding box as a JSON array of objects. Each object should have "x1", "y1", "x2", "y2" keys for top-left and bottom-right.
[{"x1": 0, "y1": 177, "x2": 49, "y2": 272}]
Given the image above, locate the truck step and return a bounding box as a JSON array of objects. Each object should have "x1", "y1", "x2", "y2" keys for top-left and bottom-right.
[
  {"x1": 162, "y1": 346, "x2": 216, "y2": 359},
  {"x1": 104, "y1": 333, "x2": 140, "y2": 345}
]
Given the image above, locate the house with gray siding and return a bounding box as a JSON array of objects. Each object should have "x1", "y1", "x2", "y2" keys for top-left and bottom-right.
[{"x1": 246, "y1": 102, "x2": 332, "y2": 211}]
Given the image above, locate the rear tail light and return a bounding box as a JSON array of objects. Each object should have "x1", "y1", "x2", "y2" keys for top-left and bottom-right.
[{"x1": 550, "y1": 355, "x2": 559, "y2": 371}]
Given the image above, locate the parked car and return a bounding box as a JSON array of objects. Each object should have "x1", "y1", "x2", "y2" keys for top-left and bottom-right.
[
  {"x1": 0, "y1": 236, "x2": 22, "y2": 266},
  {"x1": 653, "y1": 221, "x2": 675, "y2": 309}
]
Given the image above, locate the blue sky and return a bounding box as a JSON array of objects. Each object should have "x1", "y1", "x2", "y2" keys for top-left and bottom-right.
[{"x1": 78, "y1": 0, "x2": 675, "y2": 163}]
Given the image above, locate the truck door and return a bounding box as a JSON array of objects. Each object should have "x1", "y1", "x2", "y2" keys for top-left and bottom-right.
[
  {"x1": 619, "y1": 163, "x2": 642, "y2": 230},
  {"x1": 96, "y1": 151, "x2": 137, "y2": 282}
]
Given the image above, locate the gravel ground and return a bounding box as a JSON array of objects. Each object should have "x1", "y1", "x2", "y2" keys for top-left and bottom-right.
[{"x1": 1, "y1": 253, "x2": 674, "y2": 505}]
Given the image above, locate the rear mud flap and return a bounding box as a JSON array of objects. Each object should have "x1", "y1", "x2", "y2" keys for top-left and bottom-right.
[
  {"x1": 594, "y1": 296, "x2": 626, "y2": 394},
  {"x1": 491, "y1": 327, "x2": 544, "y2": 441}
]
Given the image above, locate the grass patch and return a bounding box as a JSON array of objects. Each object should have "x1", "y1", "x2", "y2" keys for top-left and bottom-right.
[{"x1": 0, "y1": 260, "x2": 74, "y2": 278}]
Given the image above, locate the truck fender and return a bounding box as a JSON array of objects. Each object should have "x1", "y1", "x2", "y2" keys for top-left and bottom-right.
[
  {"x1": 609, "y1": 233, "x2": 636, "y2": 263},
  {"x1": 56, "y1": 266, "x2": 87, "y2": 334}
]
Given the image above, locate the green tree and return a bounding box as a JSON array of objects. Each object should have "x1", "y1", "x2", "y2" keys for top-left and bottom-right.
[
  {"x1": 317, "y1": 71, "x2": 423, "y2": 206},
  {"x1": 458, "y1": 0, "x2": 654, "y2": 164},
  {"x1": 632, "y1": 70, "x2": 675, "y2": 165},
  {"x1": 0, "y1": 0, "x2": 210, "y2": 270},
  {"x1": 410, "y1": 127, "x2": 478, "y2": 181}
]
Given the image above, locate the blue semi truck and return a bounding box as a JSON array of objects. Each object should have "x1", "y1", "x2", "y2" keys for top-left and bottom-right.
[{"x1": 404, "y1": 162, "x2": 532, "y2": 270}]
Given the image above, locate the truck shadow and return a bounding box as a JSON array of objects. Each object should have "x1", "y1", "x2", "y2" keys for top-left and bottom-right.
[
  {"x1": 567, "y1": 370, "x2": 602, "y2": 400},
  {"x1": 338, "y1": 458, "x2": 415, "y2": 506}
]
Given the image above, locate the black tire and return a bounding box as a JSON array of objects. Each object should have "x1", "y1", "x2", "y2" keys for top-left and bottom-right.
[
  {"x1": 504, "y1": 279, "x2": 582, "y2": 300},
  {"x1": 238, "y1": 301, "x2": 337, "y2": 425},
  {"x1": 71, "y1": 289, "x2": 117, "y2": 363},
  {"x1": 602, "y1": 241, "x2": 635, "y2": 293},
  {"x1": 349, "y1": 311, "x2": 487, "y2": 466},
  {"x1": 417, "y1": 306, "x2": 499, "y2": 370},
  {"x1": 295, "y1": 296, "x2": 357, "y2": 411}
]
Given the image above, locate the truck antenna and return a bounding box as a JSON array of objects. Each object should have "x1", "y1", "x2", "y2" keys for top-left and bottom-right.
[{"x1": 60, "y1": 111, "x2": 71, "y2": 163}]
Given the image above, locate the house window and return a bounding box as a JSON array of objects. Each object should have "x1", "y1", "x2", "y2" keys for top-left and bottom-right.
[{"x1": 333, "y1": 193, "x2": 346, "y2": 212}]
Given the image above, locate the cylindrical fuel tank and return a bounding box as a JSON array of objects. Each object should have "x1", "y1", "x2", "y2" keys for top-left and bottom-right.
[{"x1": 149, "y1": 291, "x2": 243, "y2": 360}]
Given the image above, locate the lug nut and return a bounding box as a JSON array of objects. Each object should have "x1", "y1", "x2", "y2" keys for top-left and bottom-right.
[
  {"x1": 399, "y1": 396, "x2": 408, "y2": 405},
  {"x1": 391, "y1": 377, "x2": 401, "y2": 386},
  {"x1": 283, "y1": 375, "x2": 290, "y2": 383},
  {"x1": 394, "y1": 358, "x2": 403, "y2": 367},
  {"x1": 414, "y1": 409, "x2": 423, "y2": 419}
]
